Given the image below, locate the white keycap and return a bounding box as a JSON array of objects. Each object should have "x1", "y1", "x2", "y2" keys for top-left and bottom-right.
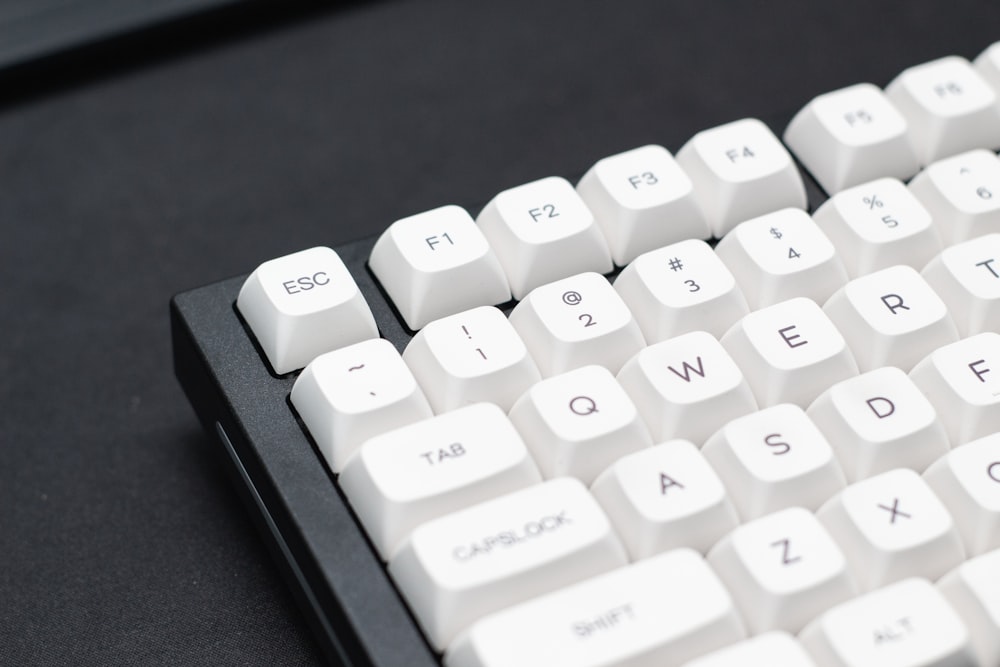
[
  {"x1": 388, "y1": 477, "x2": 627, "y2": 651},
  {"x1": 590, "y1": 440, "x2": 739, "y2": 558},
  {"x1": 707, "y1": 507, "x2": 857, "y2": 634},
  {"x1": 290, "y1": 338, "x2": 433, "y2": 472},
  {"x1": 339, "y1": 403, "x2": 542, "y2": 560},
  {"x1": 823, "y1": 265, "x2": 959, "y2": 372},
  {"x1": 886, "y1": 55, "x2": 1000, "y2": 165},
  {"x1": 714, "y1": 208, "x2": 848, "y2": 310},
  {"x1": 402, "y1": 306, "x2": 540, "y2": 413},
  {"x1": 816, "y1": 468, "x2": 965, "y2": 591},
  {"x1": 617, "y1": 330, "x2": 757, "y2": 444},
  {"x1": 807, "y1": 367, "x2": 950, "y2": 483},
  {"x1": 683, "y1": 632, "x2": 817, "y2": 667},
  {"x1": 675, "y1": 118, "x2": 807, "y2": 237},
  {"x1": 508, "y1": 272, "x2": 645, "y2": 377},
  {"x1": 507, "y1": 365, "x2": 652, "y2": 484},
  {"x1": 909, "y1": 332, "x2": 1000, "y2": 445},
  {"x1": 938, "y1": 548, "x2": 1000, "y2": 667},
  {"x1": 721, "y1": 297, "x2": 858, "y2": 408},
  {"x1": 784, "y1": 83, "x2": 920, "y2": 194},
  {"x1": 812, "y1": 177, "x2": 942, "y2": 278},
  {"x1": 909, "y1": 148, "x2": 1000, "y2": 245},
  {"x1": 476, "y1": 176, "x2": 612, "y2": 299},
  {"x1": 368, "y1": 205, "x2": 511, "y2": 330},
  {"x1": 924, "y1": 433, "x2": 1000, "y2": 556},
  {"x1": 702, "y1": 403, "x2": 846, "y2": 520},
  {"x1": 445, "y1": 549, "x2": 746, "y2": 667},
  {"x1": 576, "y1": 144, "x2": 710, "y2": 265},
  {"x1": 922, "y1": 232, "x2": 1000, "y2": 336},
  {"x1": 974, "y1": 40, "x2": 1000, "y2": 91},
  {"x1": 800, "y1": 578, "x2": 976, "y2": 667},
  {"x1": 236, "y1": 246, "x2": 378, "y2": 374},
  {"x1": 613, "y1": 239, "x2": 749, "y2": 343}
]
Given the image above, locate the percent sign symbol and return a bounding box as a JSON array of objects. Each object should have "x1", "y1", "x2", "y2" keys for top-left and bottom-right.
[{"x1": 863, "y1": 194, "x2": 884, "y2": 210}]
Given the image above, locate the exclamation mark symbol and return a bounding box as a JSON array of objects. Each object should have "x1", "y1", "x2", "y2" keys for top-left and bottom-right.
[{"x1": 462, "y1": 324, "x2": 486, "y2": 360}]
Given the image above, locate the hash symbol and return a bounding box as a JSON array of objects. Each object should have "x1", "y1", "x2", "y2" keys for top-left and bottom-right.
[{"x1": 668, "y1": 257, "x2": 684, "y2": 271}]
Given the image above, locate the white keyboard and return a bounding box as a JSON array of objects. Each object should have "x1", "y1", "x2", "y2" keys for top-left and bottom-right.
[{"x1": 179, "y1": 42, "x2": 1000, "y2": 667}]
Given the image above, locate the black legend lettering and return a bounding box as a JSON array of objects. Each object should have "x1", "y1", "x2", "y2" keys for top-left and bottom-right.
[
  {"x1": 877, "y1": 498, "x2": 911, "y2": 524},
  {"x1": 866, "y1": 397, "x2": 895, "y2": 419},
  {"x1": 880, "y1": 294, "x2": 910, "y2": 315},
  {"x1": 778, "y1": 325, "x2": 808, "y2": 348},
  {"x1": 419, "y1": 443, "x2": 467, "y2": 465},
  {"x1": 969, "y1": 359, "x2": 992, "y2": 383},
  {"x1": 976, "y1": 258, "x2": 1000, "y2": 279},
  {"x1": 764, "y1": 433, "x2": 791, "y2": 455},
  {"x1": 425, "y1": 233, "x2": 454, "y2": 250},
  {"x1": 659, "y1": 472, "x2": 685, "y2": 495},
  {"x1": 667, "y1": 357, "x2": 706, "y2": 382},
  {"x1": 282, "y1": 271, "x2": 330, "y2": 294},
  {"x1": 771, "y1": 538, "x2": 801, "y2": 565}
]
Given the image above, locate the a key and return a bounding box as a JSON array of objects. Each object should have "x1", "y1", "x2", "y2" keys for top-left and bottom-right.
[
  {"x1": 909, "y1": 331, "x2": 1000, "y2": 445},
  {"x1": 938, "y1": 548, "x2": 1000, "y2": 667},
  {"x1": 784, "y1": 82, "x2": 920, "y2": 194},
  {"x1": 507, "y1": 364, "x2": 652, "y2": 484},
  {"x1": 974, "y1": 40, "x2": 1000, "y2": 91},
  {"x1": 402, "y1": 305, "x2": 541, "y2": 413},
  {"x1": 923, "y1": 433, "x2": 1000, "y2": 556},
  {"x1": 616, "y1": 330, "x2": 757, "y2": 444},
  {"x1": 908, "y1": 148, "x2": 1000, "y2": 245},
  {"x1": 812, "y1": 177, "x2": 942, "y2": 278},
  {"x1": 445, "y1": 549, "x2": 746, "y2": 667},
  {"x1": 721, "y1": 297, "x2": 858, "y2": 408},
  {"x1": 290, "y1": 338, "x2": 433, "y2": 472},
  {"x1": 675, "y1": 118, "x2": 807, "y2": 237},
  {"x1": 807, "y1": 366, "x2": 950, "y2": 483},
  {"x1": 800, "y1": 578, "x2": 976, "y2": 667},
  {"x1": 575, "y1": 144, "x2": 710, "y2": 265},
  {"x1": 236, "y1": 246, "x2": 378, "y2": 374},
  {"x1": 886, "y1": 55, "x2": 1000, "y2": 165},
  {"x1": 476, "y1": 176, "x2": 613, "y2": 299},
  {"x1": 701, "y1": 403, "x2": 846, "y2": 520},
  {"x1": 823, "y1": 265, "x2": 959, "y2": 372},
  {"x1": 707, "y1": 507, "x2": 857, "y2": 634},
  {"x1": 922, "y1": 232, "x2": 1000, "y2": 337},
  {"x1": 388, "y1": 477, "x2": 628, "y2": 651},
  {"x1": 508, "y1": 271, "x2": 645, "y2": 377},
  {"x1": 590, "y1": 440, "x2": 740, "y2": 558},
  {"x1": 816, "y1": 468, "x2": 965, "y2": 591},
  {"x1": 338, "y1": 402, "x2": 542, "y2": 560},
  {"x1": 683, "y1": 632, "x2": 817, "y2": 667},
  {"x1": 368, "y1": 205, "x2": 511, "y2": 330},
  {"x1": 714, "y1": 208, "x2": 848, "y2": 310},
  {"x1": 613, "y1": 239, "x2": 749, "y2": 343}
]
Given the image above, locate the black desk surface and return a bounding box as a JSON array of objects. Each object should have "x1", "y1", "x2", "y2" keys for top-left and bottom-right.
[{"x1": 3, "y1": 1, "x2": 999, "y2": 664}]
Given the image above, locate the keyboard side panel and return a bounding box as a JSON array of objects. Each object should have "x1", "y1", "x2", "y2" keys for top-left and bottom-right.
[{"x1": 170, "y1": 269, "x2": 438, "y2": 667}]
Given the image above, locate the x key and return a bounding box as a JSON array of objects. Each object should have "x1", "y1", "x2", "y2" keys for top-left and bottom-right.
[
  {"x1": 817, "y1": 469, "x2": 964, "y2": 591},
  {"x1": 877, "y1": 497, "x2": 912, "y2": 524}
]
